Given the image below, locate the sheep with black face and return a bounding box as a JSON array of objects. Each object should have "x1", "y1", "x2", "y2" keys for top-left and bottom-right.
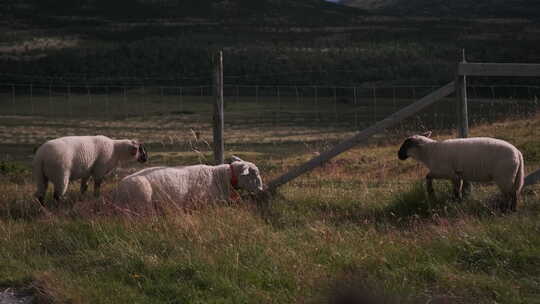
[{"x1": 398, "y1": 132, "x2": 524, "y2": 211}]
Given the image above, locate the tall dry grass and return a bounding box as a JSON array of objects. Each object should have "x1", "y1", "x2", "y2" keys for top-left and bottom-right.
[{"x1": 0, "y1": 114, "x2": 539, "y2": 303}]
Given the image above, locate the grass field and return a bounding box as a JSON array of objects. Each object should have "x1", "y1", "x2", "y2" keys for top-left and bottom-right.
[
  {"x1": 2, "y1": 2, "x2": 540, "y2": 302},
  {"x1": 0, "y1": 100, "x2": 539, "y2": 303}
]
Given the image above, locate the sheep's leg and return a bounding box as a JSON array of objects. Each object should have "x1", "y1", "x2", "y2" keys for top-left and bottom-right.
[
  {"x1": 426, "y1": 174, "x2": 435, "y2": 199},
  {"x1": 93, "y1": 179, "x2": 102, "y2": 197},
  {"x1": 452, "y1": 178, "x2": 463, "y2": 201},
  {"x1": 53, "y1": 175, "x2": 70, "y2": 202},
  {"x1": 510, "y1": 192, "x2": 519, "y2": 212},
  {"x1": 495, "y1": 178, "x2": 515, "y2": 213},
  {"x1": 499, "y1": 196, "x2": 510, "y2": 213},
  {"x1": 505, "y1": 191, "x2": 519, "y2": 212},
  {"x1": 35, "y1": 175, "x2": 49, "y2": 204},
  {"x1": 452, "y1": 171, "x2": 468, "y2": 200},
  {"x1": 80, "y1": 177, "x2": 89, "y2": 194},
  {"x1": 462, "y1": 181, "x2": 472, "y2": 198}
]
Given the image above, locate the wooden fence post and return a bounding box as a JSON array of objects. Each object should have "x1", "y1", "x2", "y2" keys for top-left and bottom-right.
[
  {"x1": 453, "y1": 59, "x2": 540, "y2": 187},
  {"x1": 457, "y1": 49, "x2": 469, "y2": 138},
  {"x1": 213, "y1": 50, "x2": 225, "y2": 165}
]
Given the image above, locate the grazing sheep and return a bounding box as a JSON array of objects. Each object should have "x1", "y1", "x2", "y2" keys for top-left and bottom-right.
[
  {"x1": 115, "y1": 156, "x2": 263, "y2": 207},
  {"x1": 398, "y1": 132, "x2": 524, "y2": 211},
  {"x1": 33, "y1": 135, "x2": 148, "y2": 203}
]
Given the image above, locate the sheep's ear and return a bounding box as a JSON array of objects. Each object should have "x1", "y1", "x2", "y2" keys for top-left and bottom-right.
[
  {"x1": 231, "y1": 155, "x2": 243, "y2": 162},
  {"x1": 422, "y1": 131, "x2": 432, "y2": 138}
]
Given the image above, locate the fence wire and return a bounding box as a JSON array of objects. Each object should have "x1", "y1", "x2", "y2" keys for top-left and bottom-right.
[{"x1": 1, "y1": 82, "x2": 539, "y2": 161}]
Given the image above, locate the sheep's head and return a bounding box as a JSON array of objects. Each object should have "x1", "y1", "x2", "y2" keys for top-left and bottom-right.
[
  {"x1": 230, "y1": 156, "x2": 264, "y2": 193},
  {"x1": 398, "y1": 132, "x2": 433, "y2": 160},
  {"x1": 130, "y1": 140, "x2": 148, "y2": 163}
]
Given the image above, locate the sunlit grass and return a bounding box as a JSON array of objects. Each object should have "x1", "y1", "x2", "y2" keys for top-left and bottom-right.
[{"x1": 0, "y1": 114, "x2": 539, "y2": 303}]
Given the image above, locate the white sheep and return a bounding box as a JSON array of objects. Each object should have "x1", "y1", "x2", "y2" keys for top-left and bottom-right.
[
  {"x1": 115, "y1": 156, "x2": 263, "y2": 208},
  {"x1": 33, "y1": 135, "x2": 148, "y2": 202},
  {"x1": 398, "y1": 132, "x2": 524, "y2": 211}
]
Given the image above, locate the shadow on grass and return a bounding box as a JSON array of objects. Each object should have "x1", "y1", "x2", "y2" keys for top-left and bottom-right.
[
  {"x1": 374, "y1": 182, "x2": 500, "y2": 227},
  {"x1": 382, "y1": 182, "x2": 453, "y2": 219},
  {"x1": 324, "y1": 276, "x2": 403, "y2": 304},
  {"x1": 255, "y1": 182, "x2": 503, "y2": 230},
  {"x1": 0, "y1": 180, "x2": 515, "y2": 229},
  {"x1": 0, "y1": 198, "x2": 47, "y2": 221},
  {"x1": 320, "y1": 270, "x2": 468, "y2": 304},
  {"x1": 0, "y1": 192, "x2": 97, "y2": 222}
]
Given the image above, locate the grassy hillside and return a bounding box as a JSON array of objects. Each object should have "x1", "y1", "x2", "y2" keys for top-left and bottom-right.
[
  {"x1": 343, "y1": 0, "x2": 540, "y2": 18},
  {"x1": 392, "y1": 0, "x2": 540, "y2": 18},
  {"x1": 3, "y1": 0, "x2": 362, "y2": 24},
  {"x1": 2, "y1": 1, "x2": 540, "y2": 86},
  {"x1": 0, "y1": 114, "x2": 539, "y2": 303},
  {"x1": 341, "y1": 0, "x2": 396, "y2": 10}
]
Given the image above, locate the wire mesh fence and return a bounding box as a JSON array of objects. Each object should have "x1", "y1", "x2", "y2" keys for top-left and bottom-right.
[
  {"x1": 0, "y1": 84, "x2": 214, "y2": 119},
  {"x1": 0, "y1": 82, "x2": 539, "y2": 161}
]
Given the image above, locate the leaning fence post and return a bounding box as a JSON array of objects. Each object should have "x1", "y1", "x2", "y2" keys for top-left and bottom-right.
[
  {"x1": 456, "y1": 49, "x2": 469, "y2": 138},
  {"x1": 266, "y1": 82, "x2": 457, "y2": 191},
  {"x1": 213, "y1": 50, "x2": 225, "y2": 165}
]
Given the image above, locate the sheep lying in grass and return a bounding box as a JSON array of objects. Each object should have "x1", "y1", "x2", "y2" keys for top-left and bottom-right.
[
  {"x1": 33, "y1": 135, "x2": 148, "y2": 203},
  {"x1": 115, "y1": 156, "x2": 263, "y2": 208},
  {"x1": 398, "y1": 132, "x2": 524, "y2": 211}
]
